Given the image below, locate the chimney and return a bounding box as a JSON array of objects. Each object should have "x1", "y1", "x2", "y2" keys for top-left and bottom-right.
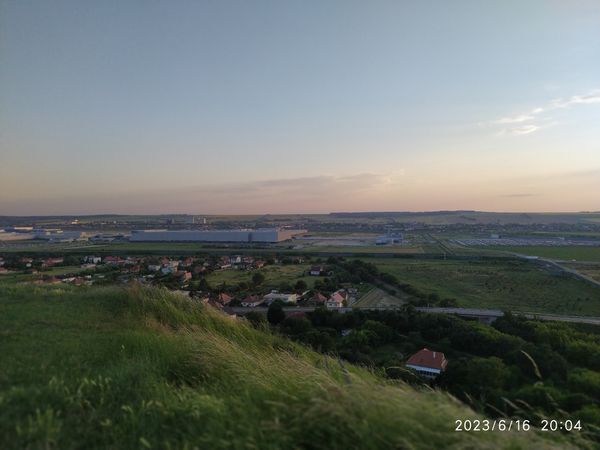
[{"x1": 433, "y1": 352, "x2": 436, "y2": 359}]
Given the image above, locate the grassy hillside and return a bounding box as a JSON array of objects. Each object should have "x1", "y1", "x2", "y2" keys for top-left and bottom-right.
[{"x1": 0, "y1": 285, "x2": 587, "y2": 449}]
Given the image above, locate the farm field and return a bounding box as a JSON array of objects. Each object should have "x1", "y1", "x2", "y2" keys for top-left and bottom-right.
[
  {"x1": 296, "y1": 245, "x2": 424, "y2": 254},
  {"x1": 40, "y1": 265, "x2": 82, "y2": 276},
  {"x1": 353, "y1": 288, "x2": 407, "y2": 308},
  {"x1": 206, "y1": 264, "x2": 317, "y2": 290},
  {"x1": 482, "y1": 246, "x2": 600, "y2": 262},
  {"x1": 563, "y1": 262, "x2": 600, "y2": 283},
  {"x1": 369, "y1": 258, "x2": 600, "y2": 316}
]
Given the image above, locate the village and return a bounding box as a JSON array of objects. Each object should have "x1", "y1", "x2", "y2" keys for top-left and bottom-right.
[{"x1": 0, "y1": 254, "x2": 361, "y2": 310}]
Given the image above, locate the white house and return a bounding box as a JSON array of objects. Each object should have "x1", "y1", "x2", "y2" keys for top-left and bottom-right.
[
  {"x1": 309, "y1": 265, "x2": 324, "y2": 276},
  {"x1": 263, "y1": 291, "x2": 297, "y2": 305}
]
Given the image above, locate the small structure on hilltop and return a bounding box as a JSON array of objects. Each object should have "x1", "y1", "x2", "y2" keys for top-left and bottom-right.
[{"x1": 405, "y1": 348, "x2": 448, "y2": 380}]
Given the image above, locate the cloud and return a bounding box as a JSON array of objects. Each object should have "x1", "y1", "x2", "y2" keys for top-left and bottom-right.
[
  {"x1": 501, "y1": 193, "x2": 537, "y2": 198},
  {"x1": 495, "y1": 114, "x2": 535, "y2": 124},
  {"x1": 0, "y1": 172, "x2": 406, "y2": 215},
  {"x1": 495, "y1": 124, "x2": 541, "y2": 136},
  {"x1": 511, "y1": 125, "x2": 540, "y2": 135},
  {"x1": 491, "y1": 88, "x2": 600, "y2": 137},
  {"x1": 550, "y1": 90, "x2": 600, "y2": 108}
]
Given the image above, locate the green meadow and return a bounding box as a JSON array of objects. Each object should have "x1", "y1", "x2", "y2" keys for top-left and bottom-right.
[
  {"x1": 484, "y1": 246, "x2": 600, "y2": 262},
  {"x1": 372, "y1": 259, "x2": 600, "y2": 315}
]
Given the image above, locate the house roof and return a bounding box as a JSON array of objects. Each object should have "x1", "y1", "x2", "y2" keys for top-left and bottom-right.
[
  {"x1": 218, "y1": 293, "x2": 233, "y2": 304},
  {"x1": 243, "y1": 295, "x2": 262, "y2": 304},
  {"x1": 329, "y1": 290, "x2": 347, "y2": 303},
  {"x1": 264, "y1": 292, "x2": 295, "y2": 299},
  {"x1": 406, "y1": 348, "x2": 448, "y2": 371},
  {"x1": 312, "y1": 292, "x2": 327, "y2": 303}
]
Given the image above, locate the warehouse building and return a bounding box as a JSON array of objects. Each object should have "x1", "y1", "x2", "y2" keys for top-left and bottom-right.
[{"x1": 129, "y1": 228, "x2": 305, "y2": 243}]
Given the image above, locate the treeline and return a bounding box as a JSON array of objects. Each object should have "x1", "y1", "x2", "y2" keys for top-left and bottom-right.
[{"x1": 259, "y1": 306, "x2": 600, "y2": 439}]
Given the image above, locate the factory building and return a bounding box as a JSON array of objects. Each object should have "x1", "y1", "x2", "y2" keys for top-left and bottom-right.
[
  {"x1": 129, "y1": 228, "x2": 305, "y2": 243},
  {"x1": 34, "y1": 231, "x2": 83, "y2": 242}
]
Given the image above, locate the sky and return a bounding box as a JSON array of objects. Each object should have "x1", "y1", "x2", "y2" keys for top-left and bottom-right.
[{"x1": 1, "y1": 0, "x2": 599, "y2": 215}]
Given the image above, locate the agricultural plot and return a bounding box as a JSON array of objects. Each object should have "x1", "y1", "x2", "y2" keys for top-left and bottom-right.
[
  {"x1": 563, "y1": 262, "x2": 600, "y2": 283},
  {"x1": 370, "y1": 258, "x2": 600, "y2": 316},
  {"x1": 206, "y1": 264, "x2": 316, "y2": 290},
  {"x1": 353, "y1": 288, "x2": 406, "y2": 308},
  {"x1": 483, "y1": 246, "x2": 600, "y2": 262},
  {"x1": 297, "y1": 245, "x2": 424, "y2": 254}
]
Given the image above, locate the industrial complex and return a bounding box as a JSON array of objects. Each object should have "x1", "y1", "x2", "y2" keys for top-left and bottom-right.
[{"x1": 129, "y1": 228, "x2": 306, "y2": 243}]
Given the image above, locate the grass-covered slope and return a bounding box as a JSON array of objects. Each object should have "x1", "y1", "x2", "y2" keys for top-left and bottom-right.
[{"x1": 0, "y1": 285, "x2": 587, "y2": 449}]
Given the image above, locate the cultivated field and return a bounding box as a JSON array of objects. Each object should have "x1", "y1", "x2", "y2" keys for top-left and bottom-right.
[
  {"x1": 483, "y1": 246, "x2": 600, "y2": 262},
  {"x1": 295, "y1": 245, "x2": 425, "y2": 254},
  {"x1": 371, "y1": 258, "x2": 600, "y2": 316},
  {"x1": 206, "y1": 264, "x2": 317, "y2": 289},
  {"x1": 563, "y1": 262, "x2": 600, "y2": 283},
  {"x1": 353, "y1": 288, "x2": 406, "y2": 308}
]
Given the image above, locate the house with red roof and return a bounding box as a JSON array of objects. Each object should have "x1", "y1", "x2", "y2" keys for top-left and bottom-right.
[
  {"x1": 104, "y1": 256, "x2": 122, "y2": 265},
  {"x1": 405, "y1": 348, "x2": 448, "y2": 379},
  {"x1": 217, "y1": 293, "x2": 234, "y2": 306},
  {"x1": 174, "y1": 271, "x2": 192, "y2": 283},
  {"x1": 241, "y1": 295, "x2": 263, "y2": 307},
  {"x1": 326, "y1": 289, "x2": 347, "y2": 309},
  {"x1": 308, "y1": 292, "x2": 327, "y2": 306}
]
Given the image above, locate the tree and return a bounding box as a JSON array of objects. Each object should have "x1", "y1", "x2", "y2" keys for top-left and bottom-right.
[
  {"x1": 267, "y1": 301, "x2": 285, "y2": 325},
  {"x1": 197, "y1": 277, "x2": 211, "y2": 292},
  {"x1": 439, "y1": 357, "x2": 511, "y2": 396},
  {"x1": 280, "y1": 317, "x2": 312, "y2": 335},
  {"x1": 278, "y1": 282, "x2": 293, "y2": 292},
  {"x1": 439, "y1": 298, "x2": 458, "y2": 307},
  {"x1": 252, "y1": 272, "x2": 265, "y2": 286},
  {"x1": 294, "y1": 280, "x2": 307, "y2": 291}
]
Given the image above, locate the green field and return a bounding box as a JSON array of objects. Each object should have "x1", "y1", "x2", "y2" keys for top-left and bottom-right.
[
  {"x1": 207, "y1": 264, "x2": 317, "y2": 289},
  {"x1": 40, "y1": 265, "x2": 82, "y2": 276},
  {"x1": 371, "y1": 259, "x2": 600, "y2": 316},
  {"x1": 483, "y1": 246, "x2": 600, "y2": 262},
  {"x1": 1, "y1": 284, "x2": 577, "y2": 449},
  {"x1": 298, "y1": 245, "x2": 425, "y2": 254},
  {"x1": 563, "y1": 262, "x2": 600, "y2": 284},
  {"x1": 352, "y1": 288, "x2": 407, "y2": 308}
]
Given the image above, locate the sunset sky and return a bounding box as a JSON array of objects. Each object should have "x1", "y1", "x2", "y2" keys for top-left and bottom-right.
[{"x1": 1, "y1": 0, "x2": 599, "y2": 215}]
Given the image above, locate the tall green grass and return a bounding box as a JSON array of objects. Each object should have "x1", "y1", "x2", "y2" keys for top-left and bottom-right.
[{"x1": 0, "y1": 284, "x2": 588, "y2": 449}]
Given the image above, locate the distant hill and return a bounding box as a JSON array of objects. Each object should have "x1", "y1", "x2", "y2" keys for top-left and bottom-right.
[
  {"x1": 330, "y1": 211, "x2": 600, "y2": 225},
  {"x1": 2, "y1": 211, "x2": 600, "y2": 227},
  {"x1": 0, "y1": 285, "x2": 583, "y2": 449}
]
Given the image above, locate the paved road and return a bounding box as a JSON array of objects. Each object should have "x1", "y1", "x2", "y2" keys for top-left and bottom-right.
[{"x1": 229, "y1": 305, "x2": 600, "y2": 326}]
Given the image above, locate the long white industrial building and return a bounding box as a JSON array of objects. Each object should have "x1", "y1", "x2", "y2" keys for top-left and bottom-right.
[{"x1": 129, "y1": 228, "x2": 305, "y2": 243}]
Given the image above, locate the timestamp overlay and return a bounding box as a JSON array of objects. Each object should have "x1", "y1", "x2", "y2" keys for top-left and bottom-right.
[{"x1": 455, "y1": 419, "x2": 583, "y2": 433}]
